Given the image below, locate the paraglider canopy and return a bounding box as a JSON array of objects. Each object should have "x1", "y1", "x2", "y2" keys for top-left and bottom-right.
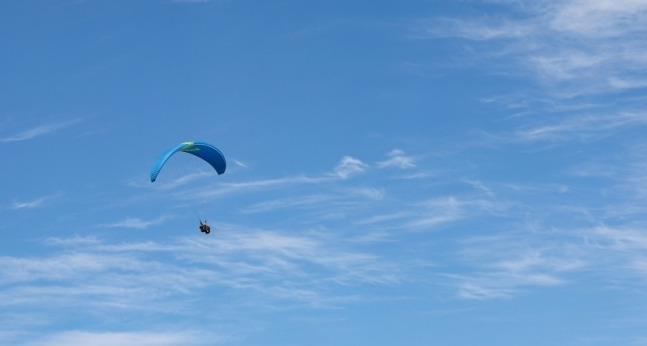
[{"x1": 150, "y1": 141, "x2": 226, "y2": 182}]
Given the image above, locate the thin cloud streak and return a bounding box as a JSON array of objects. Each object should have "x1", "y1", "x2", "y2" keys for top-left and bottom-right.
[
  {"x1": 10, "y1": 193, "x2": 62, "y2": 210},
  {"x1": 102, "y1": 216, "x2": 171, "y2": 229},
  {"x1": 240, "y1": 194, "x2": 335, "y2": 213},
  {"x1": 183, "y1": 174, "x2": 335, "y2": 200},
  {"x1": 20, "y1": 330, "x2": 224, "y2": 346},
  {"x1": 150, "y1": 171, "x2": 213, "y2": 190},
  {"x1": 12, "y1": 197, "x2": 48, "y2": 210},
  {"x1": 514, "y1": 112, "x2": 647, "y2": 142},
  {"x1": 405, "y1": 196, "x2": 512, "y2": 231},
  {"x1": 0, "y1": 118, "x2": 82, "y2": 143}
]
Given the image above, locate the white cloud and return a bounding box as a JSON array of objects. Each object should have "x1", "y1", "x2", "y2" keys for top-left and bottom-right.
[
  {"x1": 514, "y1": 112, "x2": 647, "y2": 142},
  {"x1": 233, "y1": 159, "x2": 248, "y2": 168},
  {"x1": 414, "y1": 0, "x2": 647, "y2": 94},
  {"x1": 333, "y1": 156, "x2": 369, "y2": 179},
  {"x1": 241, "y1": 194, "x2": 334, "y2": 213},
  {"x1": 150, "y1": 171, "x2": 212, "y2": 190},
  {"x1": 45, "y1": 236, "x2": 101, "y2": 247},
  {"x1": 172, "y1": 0, "x2": 226, "y2": 3},
  {"x1": 23, "y1": 330, "x2": 220, "y2": 346},
  {"x1": 414, "y1": 1, "x2": 647, "y2": 148},
  {"x1": 608, "y1": 76, "x2": 647, "y2": 90},
  {"x1": 0, "y1": 118, "x2": 82, "y2": 143},
  {"x1": 449, "y1": 233, "x2": 586, "y2": 300},
  {"x1": 410, "y1": 16, "x2": 533, "y2": 41},
  {"x1": 103, "y1": 216, "x2": 170, "y2": 229},
  {"x1": 11, "y1": 194, "x2": 61, "y2": 210},
  {"x1": 549, "y1": 0, "x2": 647, "y2": 37},
  {"x1": 12, "y1": 198, "x2": 47, "y2": 210},
  {"x1": 454, "y1": 271, "x2": 565, "y2": 300},
  {"x1": 0, "y1": 227, "x2": 401, "y2": 329},
  {"x1": 406, "y1": 196, "x2": 509, "y2": 230},
  {"x1": 349, "y1": 187, "x2": 384, "y2": 200},
  {"x1": 0, "y1": 253, "x2": 135, "y2": 285},
  {"x1": 377, "y1": 149, "x2": 416, "y2": 169},
  {"x1": 464, "y1": 180, "x2": 495, "y2": 197},
  {"x1": 183, "y1": 175, "x2": 332, "y2": 200},
  {"x1": 221, "y1": 175, "x2": 326, "y2": 190},
  {"x1": 594, "y1": 226, "x2": 647, "y2": 252},
  {"x1": 355, "y1": 212, "x2": 409, "y2": 225}
]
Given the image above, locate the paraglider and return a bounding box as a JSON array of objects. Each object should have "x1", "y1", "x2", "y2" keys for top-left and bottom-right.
[
  {"x1": 150, "y1": 141, "x2": 226, "y2": 234},
  {"x1": 199, "y1": 220, "x2": 211, "y2": 234}
]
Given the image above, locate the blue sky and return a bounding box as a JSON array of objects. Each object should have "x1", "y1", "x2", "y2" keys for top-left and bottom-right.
[{"x1": 2, "y1": 0, "x2": 647, "y2": 345}]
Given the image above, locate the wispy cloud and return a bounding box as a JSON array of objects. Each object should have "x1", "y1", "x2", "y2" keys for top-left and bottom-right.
[
  {"x1": 514, "y1": 112, "x2": 647, "y2": 142},
  {"x1": 452, "y1": 271, "x2": 565, "y2": 300},
  {"x1": 232, "y1": 159, "x2": 248, "y2": 168},
  {"x1": 405, "y1": 196, "x2": 510, "y2": 230},
  {"x1": 222, "y1": 175, "x2": 329, "y2": 190},
  {"x1": 172, "y1": 0, "x2": 228, "y2": 3},
  {"x1": 448, "y1": 232, "x2": 587, "y2": 300},
  {"x1": 172, "y1": 156, "x2": 372, "y2": 201},
  {"x1": 176, "y1": 229, "x2": 401, "y2": 287},
  {"x1": 464, "y1": 180, "x2": 495, "y2": 197},
  {"x1": 102, "y1": 216, "x2": 171, "y2": 229},
  {"x1": 354, "y1": 212, "x2": 410, "y2": 226},
  {"x1": 0, "y1": 228, "x2": 402, "y2": 341},
  {"x1": 410, "y1": 16, "x2": 533, "y2": 41},
  {"x1": 10, "y1": 193, "x2": 62, "y2": 210},
  {"x1": 377, "y1": 149, "x2": 416, "y2": 169},
  {"x1": 410, "y1": 0, "x2": 647, "y2": 157},
  {"x1": 594, "y1": 226, "x2": 647, "y2": 253},
  {"x1": 19, "y1": 330, "x2": 225, "y2": 346},
  {"x1": 0, "y1": 118, "x2": 82, "y2": 143},
  {"x1": 333, "y1": 156, "x2": 369, "y2": 179},
  {"x1": 11, "y1": 197, "x2": 48, "y2": 210},
  {"x1": 241, "y1": 194, "x2": 335, "y2": 213},
  {"x1": 182, "y1": 174, "x2": 334, "y2": 200},
  {"x1": 150, "y1": 171, "x2": 212, "y2": 190},
  {"x1": 412, "y1": 0, "x2": 647, "y2": 95},
  {"x1": 45, "y1": 236, "x2": 101, "y2": 247}
]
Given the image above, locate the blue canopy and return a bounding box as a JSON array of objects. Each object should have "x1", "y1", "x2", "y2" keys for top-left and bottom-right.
[{"x1": 150, "y1": 141, "x2": 226, "y2": 182}]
